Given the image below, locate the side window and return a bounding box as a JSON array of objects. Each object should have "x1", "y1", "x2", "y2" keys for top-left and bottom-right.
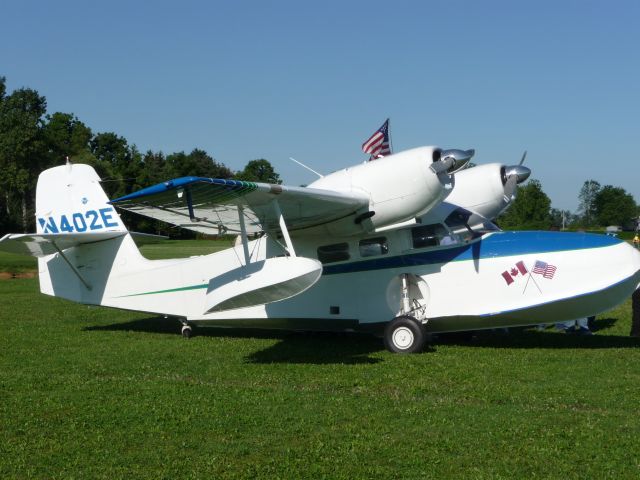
[
  {"x1": 359, "y1": 237, "x2": 389, "y2": 257},
  {"x1": 411, "y1": 224, "x2": 448, "y2": 248},
  {"x1": 317, "y1": 243, "x2": 350, "y2": 264}
]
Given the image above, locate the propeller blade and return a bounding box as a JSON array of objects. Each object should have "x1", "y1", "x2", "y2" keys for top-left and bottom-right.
[
  {"x1": 519, "y1": 150, "x2": 527, "y2": 166},
  {"x1": 430, "y1": 156, "x2": 456, "y2": 174},
  {"x1": 503, "y1": 174, "x2": 518, "y2": 202},
  {"x1": 502, "y1": 150, "x2": 531, "y2": 204}
]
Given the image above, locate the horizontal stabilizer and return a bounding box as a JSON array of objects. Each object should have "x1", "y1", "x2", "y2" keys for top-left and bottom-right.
[{"x1": 0, "y1": 232, "x2": 126, "y2": 257}]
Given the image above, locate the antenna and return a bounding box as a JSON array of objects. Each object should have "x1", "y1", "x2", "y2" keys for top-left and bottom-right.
[{"x1": 289, "y1": 157, "x2": 324, "y2": 178}]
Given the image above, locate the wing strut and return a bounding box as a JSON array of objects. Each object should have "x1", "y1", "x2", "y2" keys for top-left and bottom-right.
[
  {"x1": 185, "y1": 186, "x2": 196, "y2": 220},
  {"x1": 272, "y1": 200, "x2": 296, "y2": 257},
  {"x1": 237, "y1": 205, "x2": 251, "y2": 265}
]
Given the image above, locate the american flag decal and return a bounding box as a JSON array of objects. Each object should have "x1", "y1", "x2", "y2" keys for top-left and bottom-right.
[
  {"x1": 362, "y1": 119, "x2": 391, "y2": 160},
  {"x1": 532, "y1": 260, "x2": 557, "y2": 279}
]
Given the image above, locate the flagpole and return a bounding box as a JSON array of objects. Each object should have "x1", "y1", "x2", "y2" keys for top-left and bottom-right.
[
  {"x1": 524, "y1": 270, "x2": 543, "y2": 294},
  {"x1": 387, "y1": 117, "x2": 393, "y2": 154}
]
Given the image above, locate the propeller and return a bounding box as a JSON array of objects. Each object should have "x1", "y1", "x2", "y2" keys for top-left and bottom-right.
[
  {"x1": 501, "y1": 151, "x2": 531, "y2": 202},
  {"x1": 430, "y1": 148, "x2": 475, "y2": 174}
]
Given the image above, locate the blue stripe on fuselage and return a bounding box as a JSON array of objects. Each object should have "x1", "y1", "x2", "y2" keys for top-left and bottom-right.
[{"x1": 322, "y1": 231, "x2": 621, "y2": 276}]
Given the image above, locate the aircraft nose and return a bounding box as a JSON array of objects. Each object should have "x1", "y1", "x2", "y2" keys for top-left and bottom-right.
[{"x1": 620, "y1": 238, "x2": 640, "y2": 289}]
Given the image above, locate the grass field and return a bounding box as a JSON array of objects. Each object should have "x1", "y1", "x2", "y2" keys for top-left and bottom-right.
[{"x1": 1, "y1": 242, "x2": 640, "y2": 478}]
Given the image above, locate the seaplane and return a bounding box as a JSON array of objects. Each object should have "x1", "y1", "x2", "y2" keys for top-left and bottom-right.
[{"x1": 1, "y1": 146, "x2": 639, "y2": 353}]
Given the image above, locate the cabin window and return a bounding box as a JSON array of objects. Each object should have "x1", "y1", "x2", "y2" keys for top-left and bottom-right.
[
  {"x1": 317, "y1": 243, "x2": 350, "y2": 264},
  {"x1": 411, "y1": 224, "x2": 448, "y2": 248},
  {"x1": 359, "y1": 237, "x2": 389, "y2": 257}
]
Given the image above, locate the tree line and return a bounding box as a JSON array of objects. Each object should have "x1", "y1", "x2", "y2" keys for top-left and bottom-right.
[
  {"x1": 1, "y1": 76, "x2": 638, "y2": 236},
  {"x1": 0, "y1": 76, "x2": 280, "y2": 236},
  {"x1": 497, "y1": 179, "x2": 639, "y2": 231}
]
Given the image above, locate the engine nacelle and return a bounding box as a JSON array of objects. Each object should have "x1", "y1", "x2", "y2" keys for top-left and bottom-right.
[
  {"x1": 309, "y1": 147, "x2": 452, "y2": 234},
  {"x1": 444, "y1": 163, "x2": 509, "y2": 220}
]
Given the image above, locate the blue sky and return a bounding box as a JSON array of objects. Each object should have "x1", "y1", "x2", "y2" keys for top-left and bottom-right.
[{"x1": 2, "y1": 0, "x2": 638, "y2": 211}]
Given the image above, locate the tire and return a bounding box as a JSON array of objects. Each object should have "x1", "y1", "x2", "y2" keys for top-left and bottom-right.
[
  {"x1": 181, "y1": 325, "x2": 193, "y2": 339},
  {"x1": 384, "y1": 316, "x2": 426, "y2": 354}
]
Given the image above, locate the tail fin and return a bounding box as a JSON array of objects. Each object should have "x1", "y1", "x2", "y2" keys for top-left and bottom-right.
[
  {"x1": 0, "y1": 163, "x2": 146, "y2": 304},
  {"x1": 35, "y1": 163, "x2": 127, "y2": 235}
]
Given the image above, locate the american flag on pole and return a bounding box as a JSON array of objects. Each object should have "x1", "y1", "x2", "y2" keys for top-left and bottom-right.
[
  {"x1": 362, "y1": 119, "x2": 391, "y2": 160},
  {"x1": 532, "y1": 260, "x2": 557, "y2": 279}
]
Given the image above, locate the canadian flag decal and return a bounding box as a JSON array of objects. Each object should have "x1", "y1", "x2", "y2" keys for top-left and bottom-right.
[{"x1": 501, "y1": 261, "x2": 528, "y2": 285}]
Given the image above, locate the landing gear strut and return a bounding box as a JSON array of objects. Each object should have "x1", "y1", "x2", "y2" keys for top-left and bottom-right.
[{"x1": 384, "y1": 273, "x2": 429, "y2": 353}]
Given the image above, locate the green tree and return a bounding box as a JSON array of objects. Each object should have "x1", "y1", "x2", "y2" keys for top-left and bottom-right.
[
  {"x1": 497, "y1": 179, "x2": 552, "y2": 230},
  {"x1": 236, "y1": 159, "x2": 281, "y2": 184},
  {"x1": 89, "y1": 132, "x2": 143, "y2": 198},
  {"x1": 42, "y1": 112, "x2": 93, "y2": 166},
  {"x1": 594, "y1": 185, "x2": 637, "y2": 227},
  {"x1": 549, "y1": 208, "x2": 574, "y2": 230},
  {"x1": 165, "y1": 149, "x2": 232, "y2": 179},
  {"x1": 137, "y1": 150, "x2": 168, "y2": 187},
  {"x1": 577, "y1": 180, "x2": 601, "y2": 227},
  {"x1": 0, "y1": 84, "x2": 47, "y2": 231}
]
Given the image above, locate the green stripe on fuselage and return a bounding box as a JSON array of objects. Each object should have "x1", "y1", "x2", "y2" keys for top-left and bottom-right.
[{"x1": 119, "y1": 283, "x2": 208, "y2": 297}]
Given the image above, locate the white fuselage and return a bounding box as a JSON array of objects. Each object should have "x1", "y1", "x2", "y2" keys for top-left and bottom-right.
[{"x1": 49, "y1": 226, "x2": 640, "y2": 333}]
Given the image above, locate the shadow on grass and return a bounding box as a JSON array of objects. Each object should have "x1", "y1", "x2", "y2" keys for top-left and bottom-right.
[
  {"x1": 591, "y1": 317, "x2": 618, "y2": 331},
  {"x1": 84, "y1": 316, "x2": 638, "y2": 364},
  {"x1": 244, "y1": 332, "x2": 388, "y2": 364},
  {"x1": 85, "y1": 315, "x2": 186, "y2": 335},
  {"x1": 437, "y1": 317, "x2": 640, "y2": 349},
  {"x1": 84, "y1": 316, "x2": 387, "y2": 365}
]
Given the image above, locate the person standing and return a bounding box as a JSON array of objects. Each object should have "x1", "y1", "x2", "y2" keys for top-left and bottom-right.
[
  {"x1": 556, "y1": 317, "x2": 594, "y2": 335},
  {"x1": 631, "y1": 289, "x2": 640, "y2": 337}
]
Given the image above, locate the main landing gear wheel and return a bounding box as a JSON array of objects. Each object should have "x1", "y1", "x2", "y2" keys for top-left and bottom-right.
[
  {"x1": 384, "y1": 316, "x2": 427, "y2": 354},
  {"x1": 181, "y1": 325, "x2": 193, "y2": 339}
]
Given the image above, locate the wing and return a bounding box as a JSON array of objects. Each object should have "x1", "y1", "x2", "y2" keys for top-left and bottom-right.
[{"x1": 110, "y1": 177, "x2": 370, "y2": 235}]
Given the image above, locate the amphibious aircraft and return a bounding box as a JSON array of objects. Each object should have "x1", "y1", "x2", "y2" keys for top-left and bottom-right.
[{"x1": 2, "y1": 146, "x2": 639, "y2": 353}]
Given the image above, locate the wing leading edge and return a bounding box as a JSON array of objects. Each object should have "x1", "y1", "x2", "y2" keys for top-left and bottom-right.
[{"x1": 110, "y1": 177, "x2": 370, "y2": 235}]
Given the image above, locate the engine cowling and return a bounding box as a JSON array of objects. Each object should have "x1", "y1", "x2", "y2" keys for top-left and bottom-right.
[
  {"x1": 308, "y1": 146, "x2": 452, "y2": 235},
  {"x1": 441, "y1": 160, "x2": 531, "y2": 222},
  {"x1": 444, "y1": 163, "x2": 509, "y2": 220}
]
